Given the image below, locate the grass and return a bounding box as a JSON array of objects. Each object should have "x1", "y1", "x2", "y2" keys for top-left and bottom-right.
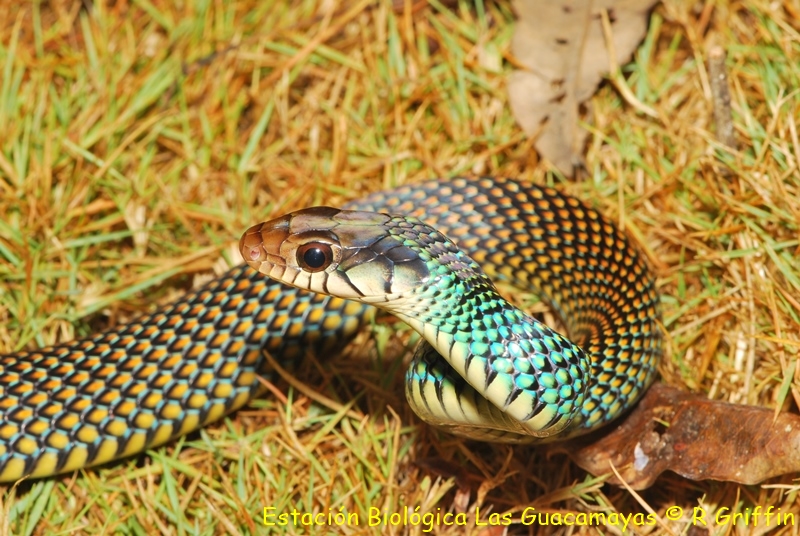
[{"x1": 1, "y1": 0, "x2": 799, "y2": 534}]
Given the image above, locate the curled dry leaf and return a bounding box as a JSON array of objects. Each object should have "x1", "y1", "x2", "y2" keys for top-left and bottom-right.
[
  {"x1": 508, "y1": 0, "x2": 658, "y2": 174},
  {"x1": 547, "y1": 383, "x2": 800, "y2": 490}
]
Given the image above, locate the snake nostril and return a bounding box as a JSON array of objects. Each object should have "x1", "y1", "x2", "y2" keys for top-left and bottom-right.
[{"x1": 248, "y1": 247, "x2": 262, "y2": 261}]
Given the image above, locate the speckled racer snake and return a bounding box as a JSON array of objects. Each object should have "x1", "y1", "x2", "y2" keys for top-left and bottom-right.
[{"x1": 0, "y1": 176, "x2": 661, "y2": 481}]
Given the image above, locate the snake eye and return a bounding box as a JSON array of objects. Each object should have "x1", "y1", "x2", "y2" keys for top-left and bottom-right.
[{"x1": 297, "y1": 243, "x2": 334, "y2": 272}]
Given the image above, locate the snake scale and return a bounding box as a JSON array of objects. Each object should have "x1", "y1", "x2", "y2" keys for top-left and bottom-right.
[{"x1": 0, "y1": 177, "x2": 662, "y2": 482}]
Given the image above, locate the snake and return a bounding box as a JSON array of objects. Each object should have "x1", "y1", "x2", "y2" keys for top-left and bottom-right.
[{"x1": 0, "y1": 176, "x2": 662, "y2": 482}]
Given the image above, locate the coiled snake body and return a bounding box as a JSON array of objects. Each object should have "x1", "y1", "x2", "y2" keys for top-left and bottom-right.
[{"x1": 0, "y1": 177, "x2": 662, "y2": 482}]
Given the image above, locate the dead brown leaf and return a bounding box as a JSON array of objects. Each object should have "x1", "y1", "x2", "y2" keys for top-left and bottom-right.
[
  {"x1": 548, "y1": 383, "x2": 800, "y2": 489},
  {"x1": 508, "y1": 0, "x2": 658, "y2": 174}
]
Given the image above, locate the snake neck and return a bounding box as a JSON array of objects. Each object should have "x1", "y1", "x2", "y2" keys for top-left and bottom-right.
[{"x1": 371, "y1": 223, "x2": 593, "y2": 436}]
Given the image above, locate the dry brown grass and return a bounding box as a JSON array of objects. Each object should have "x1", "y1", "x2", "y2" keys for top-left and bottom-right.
[{"x1": 0, "y1": 0, "x2": 799, "y2": 534}]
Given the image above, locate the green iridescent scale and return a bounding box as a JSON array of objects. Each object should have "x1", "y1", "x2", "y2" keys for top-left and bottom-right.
[
  {"x1": 361, "y1": 215, "x2": 592, "y2": 436},
  {"x1": 349, "y1": 176, "x2": 662, "y2": 435}
]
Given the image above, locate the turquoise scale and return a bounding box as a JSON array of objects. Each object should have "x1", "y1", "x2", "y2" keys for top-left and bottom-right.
[{"x1": 344, "y1": 177, "x2": 662, "y2": 437}]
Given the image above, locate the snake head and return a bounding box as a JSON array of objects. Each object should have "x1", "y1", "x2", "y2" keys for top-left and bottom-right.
[{"x1": 240, "y1": 207, "x2": 434, "y2": 301}]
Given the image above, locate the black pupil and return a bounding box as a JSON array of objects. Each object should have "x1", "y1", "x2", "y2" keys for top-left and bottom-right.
[{"x1": 303, "y1": 247, "x2": 327, "y2": 268}]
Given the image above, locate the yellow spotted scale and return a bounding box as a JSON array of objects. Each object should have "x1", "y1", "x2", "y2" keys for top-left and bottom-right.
[{"x1": 0, "y1": 177, "x2": 661, "y2": 482}]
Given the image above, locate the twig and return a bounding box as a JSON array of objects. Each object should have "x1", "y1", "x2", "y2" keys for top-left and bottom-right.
[
  {"x1": 599, "y1": 9, "x2": 660, "y2": 120},
  {"x1": 708, "y1": 46, "x2": 736, "y2": 149}
]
